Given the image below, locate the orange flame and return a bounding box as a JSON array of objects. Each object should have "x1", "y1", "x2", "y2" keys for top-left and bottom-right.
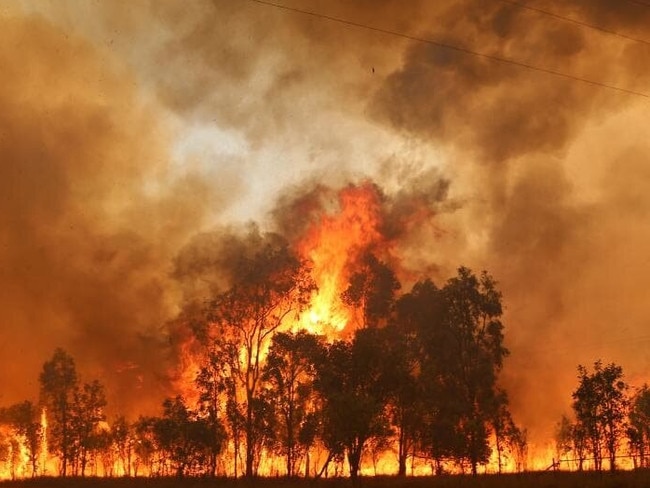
[{"x1": 295, "y1": 183, "x2": 385, "y2": 337}]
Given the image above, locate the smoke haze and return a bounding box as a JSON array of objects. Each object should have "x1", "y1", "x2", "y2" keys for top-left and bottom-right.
[{"x1": 1, "y1": 0, "x2": 649, "y2": 451}]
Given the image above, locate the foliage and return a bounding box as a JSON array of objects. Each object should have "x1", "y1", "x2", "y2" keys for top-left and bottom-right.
[
  {"x1": 38, "y1": 348, "x2": 78, "y2": 476},
  {"x1": 262, "y1": 331, "x2": 325, "y2": 477},
  {"x1": 572, "y1": 361, "x2": 628, "y2": 472},
  {"x1": 153, "y1": 396, "x2": 221, "y2": 477},
  {"x1": 71, "y1": 380, "x2": 107, "y2": 476},
  {"x1": 204, "y1": 232, "x2": 316, "y2": 477},
  {"x1": 0, "y1": 401, "x2": 43, "y2": 476},
  {"x1": 313, "y1": 330, "x2": 393, "y2": 479},
  {"x1": 627, "y1": 384, "x2": 650, "y2": 469},
  {"x1": 341, "y1": 252, "x2": 401, "y2": 329}
]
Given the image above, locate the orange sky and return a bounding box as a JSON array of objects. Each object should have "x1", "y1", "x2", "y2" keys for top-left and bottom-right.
[{"x1": 1, "y1": 0, "x2": 649, "y2": 452}]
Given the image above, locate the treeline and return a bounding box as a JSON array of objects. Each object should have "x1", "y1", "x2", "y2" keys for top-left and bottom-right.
[
  {"x1": 556, "y1": 361, "x2": 650, "y2": 472},
  {"x1": 1, "y1": 236, "x2": 525, "y2": 478}
]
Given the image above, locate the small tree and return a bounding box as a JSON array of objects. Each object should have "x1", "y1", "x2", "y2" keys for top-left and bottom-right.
[
  {"x1": 71, "y1": 380, "x2": 107, "y2": 476},
  {"x1": 341, "y1": 252, "x2": 400, "y2": 329},
  {"x1": 133, "y1": 416, "x2": 158, "y2": 476},
  {"x1": 314, "y1": 330, "x2": 392, "y2": 479},
  {"x1": 572, "y1": 361, "x2": 628, "y2": 471},
  {"x1": 262, "y1": 331, "x2": 324, "y2": 476},
  {"x1": 112, "y1": 415, "x2": 133, "y2": 476},
  {"x1": 39, "y1": 348, "x2": 78, "y2": 476},
  {"x1": 0, "y1": 401, "x2": 43, "y2": 476},
  {"x1": 204, "y1": 233, "x2": 315, "y2": 477},
  {"x1": 628, "y1": 385, "x2": 650, "y2": 468},
  {"x1": 195, "y1": 352, "x2": 228, "y2": 477},
  {"x1": 154, "y1": 396, "x2": 217, "y2": 477}
]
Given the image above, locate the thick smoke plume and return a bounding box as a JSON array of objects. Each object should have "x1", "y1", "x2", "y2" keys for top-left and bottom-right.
[
  {"x1": 0, "y1": 11, "x2": 239, "y2": 415},
  {"x1": 2, "y1": 0, "x2": 650, "y2": 455}
]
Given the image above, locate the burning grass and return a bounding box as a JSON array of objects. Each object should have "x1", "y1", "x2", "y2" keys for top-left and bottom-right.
[{"x1": 3, "y1": 472, "x2": 650, "y2": 488}]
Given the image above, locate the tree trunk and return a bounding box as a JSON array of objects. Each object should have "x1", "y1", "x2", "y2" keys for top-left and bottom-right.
[
  {"x1": 245, "y1": 398, "x2": 255, "y2": 478},
  {"x1": 348, "y1": 444, "x2": 362, "y2": 479},
  {"x1": 397, "y1": 422, "x2": 407, "y2": 476}
]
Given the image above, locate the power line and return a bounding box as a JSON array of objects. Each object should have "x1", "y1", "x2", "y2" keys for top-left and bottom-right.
[
  {"x1": 247, "y1": 0, "x2": 649, "y2": 99},
  {"x1": 499, "y1": 0, "x2": 650, "y2": 46}
]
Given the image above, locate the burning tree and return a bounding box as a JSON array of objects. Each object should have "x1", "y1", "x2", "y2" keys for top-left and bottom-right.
[
  {"x1": 38, "y1": 349, "x2": 110, "y2": 477},
  {"x1": 202, "y1": 232, "x2": 316, "y2": 477},
  {"x1": 0, "y1": 401, "x2": 43, "y2": 477},
  {"x1": 71, "y1": 380, "x2": 107, "y2": 476},
  {"x1": 262, "y1": 331, "x2": 325, "y2": 477},
  {"x1": 39, "y1": 348, "x2": 78, "y2": 476}
]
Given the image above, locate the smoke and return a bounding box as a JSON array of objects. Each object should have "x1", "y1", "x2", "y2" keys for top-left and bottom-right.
[
  {"x1": 3, "y1": 0, "x2": 650, "y2": 453},
  {"x1": 0, "y1": 11, "x2": 242, "y2": 415},
  {"x1": 370, "y1": 0, "x2": 650, "y2": 442}
]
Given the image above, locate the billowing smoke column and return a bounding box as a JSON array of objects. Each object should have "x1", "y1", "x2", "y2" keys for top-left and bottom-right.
[
  {"x1": 1, "y1": 0, "x2": 650, "y2": 460},
  {"x1": 369, "y1": 0, "x2": 650, "y2": 445},
  {"x1": 0, "y1": 11, "x2": 237, "y2": 415}
]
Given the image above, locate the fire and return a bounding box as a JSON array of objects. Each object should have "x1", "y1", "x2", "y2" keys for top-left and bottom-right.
[
  {"x1": 295, "y1": 183, "x2": 385, "y2": 337},
  {"x1": 40, "y1": 408, "x2": 48, "y2": 476}
]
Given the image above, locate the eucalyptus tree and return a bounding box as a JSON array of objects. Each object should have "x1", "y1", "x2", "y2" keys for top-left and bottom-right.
[
  {"x1": 262, "y1": 331, "x2": 325, "y2": 476},
  {"x1": 437, "y1": 267, "x2": 509, "y2": 474},
  {"x1": 341, "y1": 252, "x2": 400, "y2": 329},
  {"x1": 572, "y1": 361, "x2": 628, "y2": 471},
  {"x1": 0, "y1": 401, "x2": 42, "y2": 476},
  {"x1": 71, "y1": 379, "x2": 107, "y2": 476},
  {"x1": 204, "y1": 232, "x2": 316, "y2": 477},
  {"x1": 313, "y1": 329, "x2": 392, "y2": 479},
  {"x1": 39, "y1": 348, "x2": 78, "y2": 476},
  {"x1": 628, "y1": 384, "x2": 650, "y2": 468}
]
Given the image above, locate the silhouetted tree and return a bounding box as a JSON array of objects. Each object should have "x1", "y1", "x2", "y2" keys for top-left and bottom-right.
[
  {"x1": 395, "y1": 279, "x2": 449, "y2": 473},
  {"x1": 410, "y1": 269, "x2": 507, "y2": 474},
  {"x1": 205, "y1": 234, "x2": 315, "y2": 477},
  {"x1": 133, "y1": 416, "x2": 159, "y2": 476},
  {"x1": 71, "y1": 379, "x2": 107, "y2": 476},
  {"x1": 628, "y1": 384, "x2": 650, "y2": 468},
  {"x1": 195, "y1": 350, "x2": 228, "y2": 477},
  {"x1": 0, "y1": 401, "x2": 43, "y2": 476},
  {"x1": 154, "y1": 396, "x2": 215, "y2": 477},
  {"x1": 572, "y1": 361, "x2": 628, "y2": 471},
  {"x1": 442, "y1": 268, "x2": 508, "y2": 474},
  {"x1": 314, "y1": 329, "x2": 392, "y2": 479},
  {"x1": 112, "y1": 415, "x2": 133, "y2": 476},
  {"x1": 380, "y1": 322, "x2": 422, "y2": 476},
  {"x1": 262, "y1": 331, "x2": 324, "y2": 476},
  {"x1": 341, "y1": 252, "x2": 400, "y2": 329},
  {"x1": 39, "y1": 348, "x2": 78, "y2": 476},
  {"x1": 555, "y1": 415, "x2": 574, "y2": 468},
  {"x1": 491, "y1": 391, "x2": 513, "y2": 474},
  {"x1": 509, "y1": 425, "x2": 528, "y2": 472}
]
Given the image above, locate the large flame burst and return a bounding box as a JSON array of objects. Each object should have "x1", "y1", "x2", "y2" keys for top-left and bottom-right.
[{"x1": 294, "y1": 183, "x2": 385, "y2": 337}]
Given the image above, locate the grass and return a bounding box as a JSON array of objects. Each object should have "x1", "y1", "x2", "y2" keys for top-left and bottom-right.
[{"x1": 3, "y1": 472, "x2": 650, "y2": 488}]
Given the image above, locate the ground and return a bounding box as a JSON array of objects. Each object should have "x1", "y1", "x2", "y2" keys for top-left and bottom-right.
[{"x1": 3, "y1": 472, "x2": 650, "y2": 488}]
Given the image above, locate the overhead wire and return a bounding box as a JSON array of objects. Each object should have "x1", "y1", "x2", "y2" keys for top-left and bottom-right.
[
  {"x1": 247, "y1": 0, "x2": 649, "y2": 99},
  {"x1": 498, "y1": 0, "x2": 650, "y2": 46}
]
